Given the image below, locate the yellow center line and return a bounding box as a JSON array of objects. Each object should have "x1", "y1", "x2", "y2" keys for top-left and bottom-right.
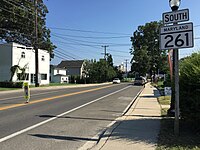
[{"x1": 0, "y1": 84, "x2": 116, "y2": 111}]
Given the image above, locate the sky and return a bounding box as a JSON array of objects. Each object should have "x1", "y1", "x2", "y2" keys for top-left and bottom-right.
[{"x1": 44, "y1": 0, "x2": 200, "y2": 70}]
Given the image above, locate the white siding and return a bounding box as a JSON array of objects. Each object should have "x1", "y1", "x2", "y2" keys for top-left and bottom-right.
[
  {"x1": 38, "y1": 49, "x2": 50, "y2": 85},
  {"x1": 0, "y1": 43, "x2": 12, "y2": 81},
  {"x1": 53, "y1": 69, "x2": 66, "y2": 76},
  {"x1": 0, "y1": 43, "x2": 50, "y2": 85}
]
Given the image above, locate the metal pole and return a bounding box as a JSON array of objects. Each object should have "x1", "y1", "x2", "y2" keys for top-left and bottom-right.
[
  {"x1": 125, "y1": 59, "x2": 128, "y2": 74},
  {"x1": 172, "y1": 21, "x2": 179, "y2": 136},
  {"x1": 125, "y1": 59, "x2": 128, "y2": 78},
  {"x1": 169, "y1": 0, "x2": 180, "y2": 135},
  {"x1": 174, "y1": 48, "x2": 180, "y2": 136},
  {"x1": 34, "y1": 0, "x2": 39, "y2": 87}
]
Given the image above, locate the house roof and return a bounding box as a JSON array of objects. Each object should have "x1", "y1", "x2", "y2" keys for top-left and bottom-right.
[
  {"x1": 50, "y1": 65, "x2": 64, "y2": 70},
  {"x1": 57, "y1": 60, "x2": 84, "y2": 69}
]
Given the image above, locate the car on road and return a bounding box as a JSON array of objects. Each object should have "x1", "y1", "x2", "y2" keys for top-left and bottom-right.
[
  {"x1": 134, "y1": 77, "x2": 145, "y2": 85},
  {"x1": 113, "y1": 78, "x2": 120, "y2": 84}
]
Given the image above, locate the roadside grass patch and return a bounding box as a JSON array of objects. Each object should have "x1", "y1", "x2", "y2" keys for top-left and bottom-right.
[
  {"x1": 161, "y1": 108, "x2": 168, "y2": 116},
  {"x1": 157, "y1": 118, "x2": 200, "y2": 150},
  {"x1": 157, "y1": 96, "x2": 200, "y2": 150},
  {"x1": 0, "y1": 87, "x2": 20, "y2": 91},
  {"x1": 158, "y1": 96, "x2": 171, "y2": 105}
]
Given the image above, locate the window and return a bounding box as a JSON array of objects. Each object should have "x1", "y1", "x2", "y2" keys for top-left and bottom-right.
[
  {"x1": 17, "y1": 73, "x2": 29, "y2": 80},
  {"x1": 31, "y1": 74, "x2": 35, "y2": 83},
  {"x1": 57, "y1": 69, "x2": 59, "y2": 74},
  {"x1": 41, "y1": 55, "x2": 45, "y2": 61},
  {"x1": 21, "y1": 52, "x2": 25, "y2": 58},
  {"x1": 41, "y1": 74, "x2": 47, "y2": 80}
]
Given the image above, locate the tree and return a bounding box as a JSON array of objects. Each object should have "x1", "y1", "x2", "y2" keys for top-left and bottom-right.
[
  {"x1": 130, "y1": 21, "x2": 168, "y2": 77},
  {"x1": 107, "y1": 53, "x2": 114, "y2": 67},
  {"x1": 83, "y1": 57, "x2": 117, "y2": 83},
  {"x1": 10, "y1": 64, "x2": 28, "y2": 81},
  {"x1": 0, "y1": 0, "x2": 55, "y2": 57},
  {"x1": 10, "y1": 65, "x2": 20, "y2": 82}
]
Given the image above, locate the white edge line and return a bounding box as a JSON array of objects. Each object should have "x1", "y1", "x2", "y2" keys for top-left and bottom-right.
[
  {"x1": 78, "y1": 86, "x2": 144, "y2": 150},
  {"x1": 0, "y1": 85, "x2": 131, "y2": 143},
  {"x1": 122, "y1": 87, "x2": 144, "y2": 115}
]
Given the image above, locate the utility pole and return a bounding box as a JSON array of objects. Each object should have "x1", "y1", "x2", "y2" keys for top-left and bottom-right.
[
  {"x1": 102, "y1": 45, "x2": 109, "y2": 60},
  {"x1": 125, "y1": 59, "x2": 128, "y2": 80},
  {"x1": 34, "y1": 0, "x2": 39, "y2": 87},
  {"x1": 125, "y1": 59, "x2": 128, "y2": 74}
]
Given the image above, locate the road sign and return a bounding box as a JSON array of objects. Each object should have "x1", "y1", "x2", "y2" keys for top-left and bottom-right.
[
  {"x1": 163, "y1": 9, "x2": 189, "y2": 24},
  {"x1": 23, "y1": 82, "x2": 30, "y2": 103},
  {"x1": 160, "y1": 22, "x2": 194, "y2": 50},
  {"x1": 164, "y1": 87, "x2": 172, "y2": 96}
]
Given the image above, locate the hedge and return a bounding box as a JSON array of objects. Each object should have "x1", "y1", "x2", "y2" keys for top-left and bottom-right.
[
  {"x1": 179, "y1": 52, "x2": 200, "y2": 123},
  {"x1": 0, "y1": 82, "x2": 23, "y2": 88}
]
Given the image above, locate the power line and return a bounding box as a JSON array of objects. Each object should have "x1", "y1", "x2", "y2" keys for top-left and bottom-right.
[
  {"x1": 51, "y1": 32, "x2": 130, "y2": 39},
  {"x1": 52, "y1": 39, "x2": 102, "y2": 47},
  {"x1": 0, "y1": 27, "x2": 35, "y2": 38},
  {"x1": 3, "y1": 0, "x2": 34, "y2": 15},
  {"x1": 52, "y1": 34, "x2": 130, "y2": 47},
  {"x1": 54, "y1": 53, "x2": 69, "y2": 60},
  {"x1": 48, "y1": 27, "x2": 131, "y2": 35},
  {"x1": 55, "y1": 42, "x2": 101, "y2": 58},
  {"x1": 55, "y1": 49, "x2": 76, "y2": 60},
  {"x1": 0, "y1": 6, "x2": 34, "y2": 22},
  {"x1": 53, "y1": 38, "x2": 130, "y2": 59},
  {"x1": 55, "y1": 51, "x2": 75, "y2": 60},
  {"x1": 112, "y1": 54, "x2": 130, "y2": 58},
  {"x1": 56, "y1": 47, "x2": 83, "y2": 59},
  {"x1": 0, "y1": 17, "x2": 35, "y2": 33},
  {"x1": 108, "y1": 49, "x2": 129, "y2": 54}
]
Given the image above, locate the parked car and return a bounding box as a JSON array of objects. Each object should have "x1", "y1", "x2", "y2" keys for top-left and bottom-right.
[
  {"x1": 113, "y1": 78, "x2": 120, "y2": 84},
  {"x1": 134, "y1": 77, "x2": 145, "y2": 85}
]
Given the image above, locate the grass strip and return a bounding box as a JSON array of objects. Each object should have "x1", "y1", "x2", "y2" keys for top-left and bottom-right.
[{"x1": 157, "y1": 96, "x2": 200, "y2": 150}]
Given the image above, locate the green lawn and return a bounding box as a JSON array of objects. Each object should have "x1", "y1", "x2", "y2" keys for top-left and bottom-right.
[{"x1": 0, "y1": 87, "x2": 21, "y2": 91}]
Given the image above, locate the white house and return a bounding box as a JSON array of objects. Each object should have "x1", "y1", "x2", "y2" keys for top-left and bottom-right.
[
  {"x1": 0, "y1": 42, "x2": 50, "y2": 85},
  {"x1": 118, "y1": 63, "x2": 125, "y2": 72},
  {"x1": 50, "y1": 65, "x2": 69, "y2": 83}
]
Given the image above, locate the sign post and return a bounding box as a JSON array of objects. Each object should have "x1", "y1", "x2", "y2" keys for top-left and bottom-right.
[
  {"x1": 160, "y1": 8, "x2": 194, "y2": 136},
  {"x1": 23, "y1": 82, "x2": 30, "y2": 103}
]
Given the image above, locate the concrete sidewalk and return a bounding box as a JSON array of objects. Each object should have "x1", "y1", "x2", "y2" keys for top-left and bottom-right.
[{"x1": 92, "y1": 83, "x2": 161, "y2": 150}]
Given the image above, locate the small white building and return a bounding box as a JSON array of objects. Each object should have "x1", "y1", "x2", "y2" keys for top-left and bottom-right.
[
  {"x1": 118, "y1": 63, "x2": 125, "y2": 72},
  {"x1": 0, "y1": 42, "x2": 50, "y2": 85},
  {"x1": 50, "y1": 65, "x2": 69, "y2": 83}
]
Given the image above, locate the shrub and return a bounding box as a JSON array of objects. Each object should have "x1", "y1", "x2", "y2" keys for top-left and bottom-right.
[
  {"x1": 0, "y1": 82, "x2": 23, "y2": 88},
  {"x1": 179, "y1": 53, "x2": 200, "y2": 123}
]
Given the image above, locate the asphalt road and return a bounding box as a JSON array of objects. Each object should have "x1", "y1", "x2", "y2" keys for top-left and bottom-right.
[{"x1": 0, "y1": 83, "x2": 143, "y2": 150}]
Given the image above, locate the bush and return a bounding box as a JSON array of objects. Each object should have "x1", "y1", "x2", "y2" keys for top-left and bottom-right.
[
  {"x1": 179, "y1": 53, "x2": 200, "y2": 123},
  {"x1": 0, "y1": 82, "x2": 23, "y2": 88}
]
